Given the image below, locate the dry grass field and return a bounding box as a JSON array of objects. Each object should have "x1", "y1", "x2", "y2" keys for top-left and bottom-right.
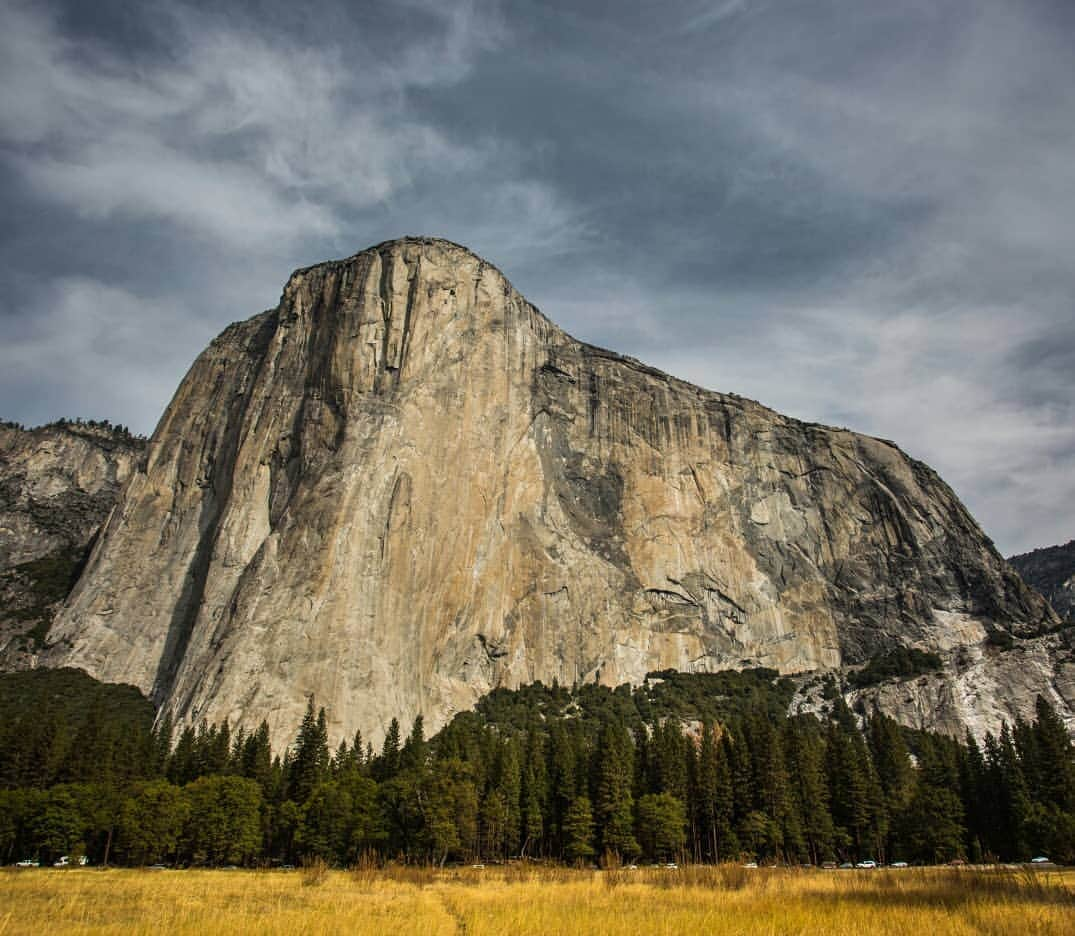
[{"x1": 1, "y1": 864, "x2": 1072, "y2": 936}]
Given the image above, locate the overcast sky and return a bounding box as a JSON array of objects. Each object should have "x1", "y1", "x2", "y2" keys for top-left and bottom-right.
[{"x1": 1, "y1": 0, "x2": 1072, "y2": 555}]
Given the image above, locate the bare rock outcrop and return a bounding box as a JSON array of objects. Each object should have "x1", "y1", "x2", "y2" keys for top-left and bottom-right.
[
  {"x1": 0, "y1": 421, "x2": 144, "y2": 666},
  {"x1": 43, "y1": 238, "x2": 1065, "y2": 746}
]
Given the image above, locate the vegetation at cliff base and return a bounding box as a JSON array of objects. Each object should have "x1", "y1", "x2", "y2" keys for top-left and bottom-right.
[{"x1": 0, "y1": 668, "x2": 1072, "y2": 869}]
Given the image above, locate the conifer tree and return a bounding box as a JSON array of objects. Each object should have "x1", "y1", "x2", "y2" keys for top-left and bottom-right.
[
  {"x1": 400, "y1": 715, "x2": 427, "y2": 772},
  {"x1": 785, "y1": 719, "x2": 832, "y2": 863},
  {"x1": 694, "y1": 723, "x2": 720, "y2": 861},
  {"x1": 238, "y1": 722, "x2": 273, "y2": 795},
  {"x1": 376, "y1": 718, "x2": 402, "y2": 781},
  {"x1": 1032, "y1": 695, "x2": 1075, "y2": 812},
  {"x1": 288, "y1": 700, "x2": 330, "y2": 804},
  {"x1": 991, "y1": 725, "x2": 1033, "y2": 860},
  {"x1": 562, "y1": 795, "x2": 595, "y2": 863},
  {"x1": 594, "y1": 722, "x2": 639, "y2": 859},
  {"x1": 153, "y1": 713, "x2": 173, "y2": 777},
  {"x1": 547, "y1": 725, "x2": 577, "y2": 855}
]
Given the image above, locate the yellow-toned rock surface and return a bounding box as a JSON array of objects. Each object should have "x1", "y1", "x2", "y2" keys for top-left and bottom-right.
[{"x1": 44, "y1": 238, "x2": 1062, "y2": 746}]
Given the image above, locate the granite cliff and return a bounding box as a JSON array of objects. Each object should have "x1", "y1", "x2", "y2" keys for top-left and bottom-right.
[
  {"x1": 0, "y1": 421, "x2": 144, "y2": 667},
  {"x1": 41, "y1": 238, "x2": 1070, "y2": 746},
  {"x1": 1009, "y1": 541, "x2": 1075, "y2": 622}
]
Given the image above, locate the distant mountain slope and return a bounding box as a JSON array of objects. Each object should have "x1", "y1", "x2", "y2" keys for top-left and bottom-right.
[
  {"x1": 1009, "y1": 540, "x2": 1075, "y2": 621},
  {"x1": 0, "y1": 420, "x2": 145, "y2": 666}
]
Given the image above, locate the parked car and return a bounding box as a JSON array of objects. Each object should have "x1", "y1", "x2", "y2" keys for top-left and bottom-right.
[
  {"x1": 15, "y1": 858, "x2": 39, "y2": 868},
  {"x1": 1030, "y1": 856, "x2": 1051, "y2": 864},
  {"x1": 821, "y1": 861, "x2": 838, "y2": 870},
  {"x1": 855, "y1": 860, "x2": 878, "y2": 869},
  {"x1": 53, "y1": 856, "x2": 71, "y2": 867},
  {"x1": 839, "y1": 862, "x2": 854, "y2": 869},
  {"x1": 743, "y1": 861, "x2": 758, "y2": 869},
  {"x1": 890, "y1": 861, "x2": 909, "y2": 868},
  {"x1": 664, "y1": 863, "x2": 679, "y2": 870}
]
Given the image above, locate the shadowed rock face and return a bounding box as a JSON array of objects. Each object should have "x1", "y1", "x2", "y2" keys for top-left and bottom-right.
[
  {"x1": 44, "y1": 238, "x2": 1062, "y2": 747},
  {"x1": 0, "y1": 422, "x2": 144, "y2": 666},
  {"x1": 1009, "y1": 540, "x2": 1075, "y2": 622}
]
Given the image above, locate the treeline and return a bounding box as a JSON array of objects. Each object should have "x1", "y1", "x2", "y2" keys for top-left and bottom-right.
[
  {"x1": 0, "y1": 669, "x2": 1072, "y2": 867},
  {"x1": 0, "y1": 417, "x2": 145, "y2": 442}
]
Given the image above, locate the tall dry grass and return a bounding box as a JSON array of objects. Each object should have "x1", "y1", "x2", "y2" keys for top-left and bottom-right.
[{"x1": 0, "y1": 864, "x2": 1071, "y2": 935}]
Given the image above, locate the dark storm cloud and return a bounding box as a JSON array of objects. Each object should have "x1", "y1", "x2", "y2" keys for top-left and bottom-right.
[{"x1": 1, "y1": 0, "x2": 1072, "y2": 554}]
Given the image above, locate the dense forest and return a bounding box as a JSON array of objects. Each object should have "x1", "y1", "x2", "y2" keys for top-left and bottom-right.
[{"x1": 0, "y1": 668, "x2": 1072, "y2": 868}]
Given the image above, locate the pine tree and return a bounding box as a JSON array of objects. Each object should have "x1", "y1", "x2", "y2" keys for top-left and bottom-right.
[
  {"x1": 152, "y1": 713, "x2": 173, "y2": 777},
  {"x1": 726, "y1": 723, "x2": 754, "y2": 831},
  {"x1": 650, "y1": 721, "x2": 689, "y2": 801},
  {"x1": 594, "y1": 722, "x2": 639, "y2": 859},
  {"x1": 493, "y1": 741, "x2": 522, "y2": 856},
  {"x1": 288, "y1": 699, "x2": 330, "y2": 804},
  {"x1": 868, "y1": 713, "x2": 914, "y2": 818},
  {"x1": 825, "y1": 720, "x2": 873, "y2": 859},
  {"x1": 400, "y1": 715, "x2": 427, "y2": 772},
  {"x1": 168, "y1": 725, "x2": 197, "y2": 786},
  {"x1": 992, "y1": 725, "x2": 1032, "y2": 860},
  {"x1": 1032, "y1": 695, "x2": 1075, "y2": 812},
  {"x1": 520, "y1": 730, "x2": 547, "y2": 857},
  {"x1": 239, "y1": 722, "x2": 273, "y2": 795},
  {"x1": 547, "y1": 725, "x2": 577, "y2": 856},
  {"x1": 375, "y1": 718, "x2": 402, "y2": 781},
  {"x1": 901, "y1": 736, "x2": 965, "y2": 863},
  {"x1": 958, "y1": 732, "x2": 988, "y2": 861},
  {"x1": 713, "y1": 732, "x2": 737, "y2": 859},
  {"x1": 562, "y1": 795, "x2": 595, "y2": 863},
  {"x1": 694, "y1": 723, "x2": 721, "y2": 862},
  {"x1": 785, "y1": 720, "x2": 833, "y2": 864}
]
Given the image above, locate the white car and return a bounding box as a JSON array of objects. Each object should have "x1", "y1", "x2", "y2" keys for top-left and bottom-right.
[
  {"x1": 15, "y1": 858, "x2": 39, "y2": 868},
  {"x1": 1030, "y1": 857, "x2": 1051, "y2": 864},
  {"x1": 855, "y1": 860, "x2": 878, "y2": 869},
  {"x1": 890, "y1": 861, "x2": 909, "y2": 868}
]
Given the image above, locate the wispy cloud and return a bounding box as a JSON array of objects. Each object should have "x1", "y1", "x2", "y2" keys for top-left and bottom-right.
[
  {"x1": 0, "y1": 277, "x2": 212, "y2": 433},
  {"x1": 677, "y1": 0, "x2": 749, "y2": 34},
  {"x1": 0, "y1": 0, "x2": 506, "y2": 249}
]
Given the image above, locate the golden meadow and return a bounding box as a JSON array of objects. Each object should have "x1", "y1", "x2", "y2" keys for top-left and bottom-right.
[{"x1": 2, "y1": 864, "x2": 1072, "y2": 936}]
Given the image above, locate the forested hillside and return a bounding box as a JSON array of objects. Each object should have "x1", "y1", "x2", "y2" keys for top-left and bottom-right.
[{"x1": 1, "y1": 669, "x2": 1072, "y2": 868}]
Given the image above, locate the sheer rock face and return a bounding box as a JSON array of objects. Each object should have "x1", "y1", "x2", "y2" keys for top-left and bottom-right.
[
  {"x1": 45, "y1": 238, "x2": 1062, "y2": 747},
  {"x1": 0, "y1": 423, "x2": 144, "y2": 666}
]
